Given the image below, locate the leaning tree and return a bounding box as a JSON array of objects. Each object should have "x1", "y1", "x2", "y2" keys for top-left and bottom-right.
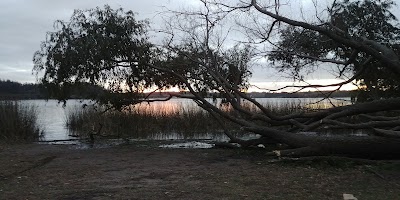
[
  {"x1": 264, "y1": 0, "x2": 400, "y2": 101},
  {"x1": 34, "y1": 1, "x2": 400, "y2": 158}
]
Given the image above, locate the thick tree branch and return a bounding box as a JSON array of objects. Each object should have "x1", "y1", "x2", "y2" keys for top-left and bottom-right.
[
  {"x1": 374, "y1": 128, "x2": 400, "y2": 139},
  {"x1": 250, "y1": 0, "x2": 400, "y2": 75},
  {"x1": 303, "y1": 98, "x2": 400, "y2": 131},
  {"x1": 323, "y1": 119, "x2": 400, "y2": 130}
]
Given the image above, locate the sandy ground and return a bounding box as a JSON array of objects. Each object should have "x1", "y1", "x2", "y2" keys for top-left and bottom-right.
[{"x1": 1, "y1": 143, "x2": 400, "y2": 200}]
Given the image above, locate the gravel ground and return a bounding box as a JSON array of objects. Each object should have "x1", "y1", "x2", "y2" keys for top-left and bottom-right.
[{"x1": 1, "y1": 143, "x2": 400, "y2": 200}]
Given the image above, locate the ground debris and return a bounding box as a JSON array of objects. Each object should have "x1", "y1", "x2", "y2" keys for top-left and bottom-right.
[
  {"x1": 0, "y1": 144, "x2": 399, "y2": 199},
  {"x1": 343, "y1": 193, "x2": 358, "y2": 200}
]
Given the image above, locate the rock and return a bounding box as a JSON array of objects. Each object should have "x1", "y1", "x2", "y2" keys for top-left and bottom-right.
[{"x1": 343, "y1": 193, "x2": 358, "y2": 200}]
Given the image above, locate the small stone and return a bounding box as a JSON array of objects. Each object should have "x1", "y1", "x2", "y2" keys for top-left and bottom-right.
[
  {"x1": 343, "y1": 193, "x2": 358, "y2": 200},
  {"x1": 257, "y1": 144, "x2": 265, "y2": 148}
]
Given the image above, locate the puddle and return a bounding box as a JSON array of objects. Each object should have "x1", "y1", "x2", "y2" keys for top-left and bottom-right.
[
  {"x1": 159, "y1": 141, "x2": 215, "y2": 149},
  {"x1": 37, "y1": 139, "x2": 128, "y2": 149},
  {"x1": 37, "y1": 139, "x2": 217, "y2": 149},
  {"x1": 37, "y1": 140, "x2": 80, "y2": 145}
]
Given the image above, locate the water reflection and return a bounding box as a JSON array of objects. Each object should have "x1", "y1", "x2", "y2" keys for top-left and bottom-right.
[
  {"x1": 128, "y1": 97, "x2": 351, "y2": 115},
  {"x1": 129, "y1": 98, "x2": 198, "y2": 115},
  {"x1": 20, "y1": 100, "x2": 91, "y2": 141},
  {"x1": 19, "y1": 97, "x2": 350, "y2": 143},
  {"x1": 159, "y1": 141, "x2": 215, "y2": 149}
]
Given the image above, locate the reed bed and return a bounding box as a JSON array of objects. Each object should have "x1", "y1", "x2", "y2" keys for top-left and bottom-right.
[
  {"x1": 0, "y1": 101, "x2": 43, "y2": 142},
  {"x1": 246, "y1": 98, "x2": 349, "y2": 114},
  {"x1": 65, "y1": 98, "x2": 350, "y2": 139},
  {"x1": 65, "y1": 103, "x2": 239, "y2": 139}
]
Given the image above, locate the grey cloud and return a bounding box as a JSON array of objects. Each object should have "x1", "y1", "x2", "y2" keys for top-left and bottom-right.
[
  {"x1": 0, "y1": 0, "x2": 176, "y2": 83},
  {"x1": 0, "y1": 0, "x2": 398, "y2": 87}
]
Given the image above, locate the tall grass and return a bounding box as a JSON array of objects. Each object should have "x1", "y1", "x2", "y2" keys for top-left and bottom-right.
[
  {"x1": 239, "y1": 98, "x2": 350, "y2": 114},
  {"x1": 65, "y1": 98, "x2": 350, "y2": 139},
  {"x1": 65, "y1": 103, "x2": 240, "y2": 139},
  {"x1": 0, "y1": 101, "x2": 43, "y2": 142}
]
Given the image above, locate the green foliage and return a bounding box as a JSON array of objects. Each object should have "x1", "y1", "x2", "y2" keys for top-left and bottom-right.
[
  {"x1": 33, "y1": 5, "x2": 253, "y2": 109},
  {"x1": 33, "y1": 5, "x2": 157, "y2": 105},
  {"x1": 331, "y1": 0, "x2": 400, "y2": 101},
  {"x1": 269, "y1": 27, "x2": 334, "y2": 80},
  {"x1": 156, "y1": 44, "x2": 253, "y2": 95},
  {"x1": 331, "y1": 0, "x2": 398, "y2": 41},
  {"x1": 269, "y1": 0, "x2": 400, "y2": 101}
]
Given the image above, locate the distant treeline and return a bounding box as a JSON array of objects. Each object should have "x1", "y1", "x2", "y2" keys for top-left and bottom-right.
[
  {"x1": 1, "y1": 79, "x2": 354, "y2": 100},
  {"x1": 0, "y1": 80, "x2": 43, "y2": 100},
  {"x1": 0, "y1": 80, "x2": 103, "y2": 100}
]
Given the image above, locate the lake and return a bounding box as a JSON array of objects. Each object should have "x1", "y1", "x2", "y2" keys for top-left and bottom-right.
[{"x1": 20, "y1": 97, "x2": 351, "y2": 142}]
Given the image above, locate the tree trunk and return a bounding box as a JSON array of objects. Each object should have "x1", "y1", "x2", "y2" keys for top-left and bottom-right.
[{"x1": 268, "y1": 132, "x2": 400, "y2": 158}]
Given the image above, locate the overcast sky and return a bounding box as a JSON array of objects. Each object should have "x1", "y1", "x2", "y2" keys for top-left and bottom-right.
[
  {"x1": 0, "y1": 0, "x2": 173, "y2": 83},
  {"x1": 1, "y1": 0, "x2": 399, "y2": 91}
]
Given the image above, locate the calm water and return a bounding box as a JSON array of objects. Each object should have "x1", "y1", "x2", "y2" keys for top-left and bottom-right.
[
  {"x1": 20, "y1": 97, "x2": 351, "y2": 142},
  {"x1": 21, "y1": 99, "x2": 92, "y2": 141}
]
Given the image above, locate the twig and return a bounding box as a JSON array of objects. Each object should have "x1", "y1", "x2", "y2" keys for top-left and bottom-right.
[{"x1": 364, "y1": 165, "x2": 385, "y2": 180}]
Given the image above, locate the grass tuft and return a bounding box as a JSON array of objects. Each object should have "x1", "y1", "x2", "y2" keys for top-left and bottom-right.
[{"x1": 0, "y1": 101, "x2": 43, "y2": 143}]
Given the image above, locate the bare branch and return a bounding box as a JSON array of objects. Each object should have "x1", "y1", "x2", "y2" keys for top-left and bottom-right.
[
  {"x1": 303, "y1": 98, "x2": 400, "y2": 131},
  {"x1": 250, "y1": 0, "x2": 400, "y2": 75},
  {"x1": 323, "y1": 119, "x2": 400, "y2": 130},
  {"x1": 374, "y1": 128, "x2": 400, "y2": 139}
]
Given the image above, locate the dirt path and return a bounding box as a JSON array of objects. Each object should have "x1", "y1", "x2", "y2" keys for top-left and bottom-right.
[{"x1": 1, "y1": 143, "x2": 400, "y2": 199}]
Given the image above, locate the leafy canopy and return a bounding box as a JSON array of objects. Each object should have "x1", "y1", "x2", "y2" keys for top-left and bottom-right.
[
  {"x1": 268, "y1": 0, "x2": 400, "y2": 100},
  {"x1": 33, "y1": 6, "x2": 158, "y2": 103},
  {"x1": 33, "y1": 5, "x2": 253, "y2": 108}
]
